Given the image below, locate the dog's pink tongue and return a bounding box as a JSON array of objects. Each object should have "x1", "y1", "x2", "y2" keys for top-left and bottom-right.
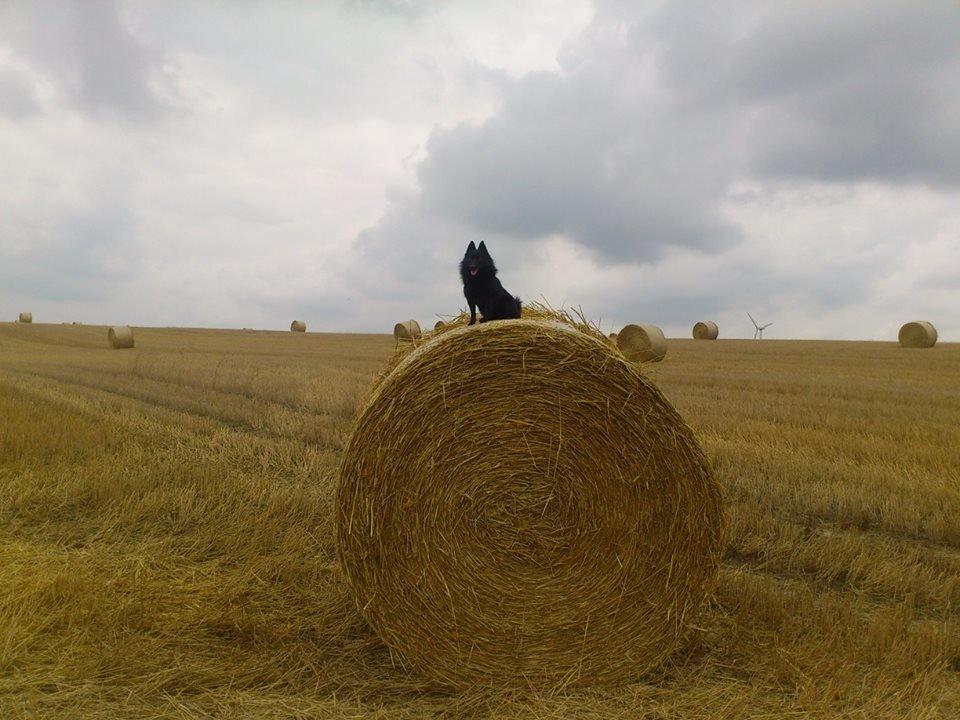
[{"x1": 470, "y1": 268, "x2": 478, "y2": 275}]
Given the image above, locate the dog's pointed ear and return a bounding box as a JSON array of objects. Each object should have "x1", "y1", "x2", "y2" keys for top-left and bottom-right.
[
  {"x1": 466, "y1": 241, "x2": 476, "y2": 254},
  {"x1": 478, "y1": 241, "x2": 489, "y2": 257}
]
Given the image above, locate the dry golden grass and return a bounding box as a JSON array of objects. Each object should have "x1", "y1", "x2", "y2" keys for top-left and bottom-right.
[{"x1": 1, "y1": 321, "x2": 958, "y2": 718}]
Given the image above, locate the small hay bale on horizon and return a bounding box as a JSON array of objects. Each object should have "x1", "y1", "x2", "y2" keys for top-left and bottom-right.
[
  {"x1": 617, "y1": 323, "x2": 667, "y2": 362},
  {"x1": 18, "y1": 312, "x2": 32, "y2": 324},
  {"x1": 108, "y1": 326, "x2": 135, "y2": 349},
  {"x1": 692, "y1": 320, "x2": 719, "y2": 340},
  {"x1": 338, "y1": 319, "x2": 725, "y2": 690},
  {"x1": 898, "y1": 321, "x2": 937, "y2": 348},
  {"x1": 393, "y1": 319, "x2": 422, "y2": 341},
  {"x1": 434, "y1": 320, "x2": 446, "y2": 331},
  {"x1": 290, "y1": 320, "x2": 307, "y2": 333}
]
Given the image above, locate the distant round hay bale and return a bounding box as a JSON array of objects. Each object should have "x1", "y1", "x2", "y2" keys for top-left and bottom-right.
[
  {"x1": 609, "y1": 332, "x2": 618, "y2": 341},
  {"x1": 616, "y1": 324, "x2": 667, "y2": 362},
  {"x1": 290, "y1": 320, "x2": 306, "y2": 333},
  {"x1": 692, "y1": 321, "x2": 719, "y2": 340},
  {"x1": 338, "y1": 320, "x2": 725, "y2": 689},
  {"x1": 434, "y1": 320, "x2": 446, "y2": 331},
  {"x1": 393, "y1": 319, "x2": 421, "y2": 341},
  {"x1": 107, "y1": 326, "x2": 134, "y2": 349},
  {"x1": 898, "y1": 321, "x2": 937, "y2": 348},
  {"x1": 18, "y1": 312, "x2": 32, "y2": 324}
]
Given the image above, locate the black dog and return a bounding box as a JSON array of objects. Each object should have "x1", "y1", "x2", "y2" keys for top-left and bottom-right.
[{"x1": 459, "y1": 241, "x2": 522, "y2": 325}]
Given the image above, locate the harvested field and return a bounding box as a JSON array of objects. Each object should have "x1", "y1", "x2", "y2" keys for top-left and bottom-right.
[{"x1": 0, "y1": 322, "x2": 958, "y2": 718}]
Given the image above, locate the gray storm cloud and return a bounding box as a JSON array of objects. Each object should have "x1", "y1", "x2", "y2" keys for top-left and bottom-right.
[
  {"x1": 1, "y1": 0, "x2": 171, "y2": 122},
  {"x1": 415, "y1": 46, "x2": 742, "y2": 263},
  {"x1": 727, "y1": 2, "x2": 960, "y2": 183},
  {"x1": 0, "y1": 66, "x2": 40, "y2": 120},
  {"x1": 368, "y1": 1, "x2": 960, "y2": 266},
  {"x1": 0, "y1": 169, "x2": 141, "y2": 302},
  {"x1": 349, "y1": 0, "x2": 960, "y2": 338}
]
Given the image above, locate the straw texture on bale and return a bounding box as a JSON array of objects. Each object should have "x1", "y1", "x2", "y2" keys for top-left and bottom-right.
[
  {"x1": 290, "y1": 320, "x2": 307, "y2": 333},
  {"x1": 898, "y1": 321, "x2": 937, "y2": 348},
  {"x1": 393, "y1": 319, "x2": 422, "y2": 341},
  {"x1": 692, "y1": 321, "x2": 719, "y2": 340},
  {"x1": 107, "y1": 326, "x2": 134, "y2": 349},
  {"x1": 18, "y1": 312, "x2": 32, "y2": 324},
  {"x1": 617, "y1": 323, "x2": 667, "y2": 362},
  {"x1": 381, "y1": 303, "x2": 615, "y2": 384},
  {"x1": 337, "y1": 320, "x2": 725, "y2": 689}
]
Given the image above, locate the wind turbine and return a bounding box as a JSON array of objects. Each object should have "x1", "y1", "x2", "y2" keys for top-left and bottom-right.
[{"x1": 747, "y1": 311, "x2": 773, "y2": 339}]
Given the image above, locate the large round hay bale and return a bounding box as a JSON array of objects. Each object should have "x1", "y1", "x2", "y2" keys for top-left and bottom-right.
[
  {"x1": 18, "y1": 312, "x2": 32, "y2": 324},
  {"x1": 290, "y1": 320, "x2": 306, "y2": 333},
  {"x1": 107, "y1": 326, "x2": 134, "y2": 349},
  {"x1": 898, "y1": 321, "x2": 937, "y2": 348},
  {"x1": 393, "y1": 319, "x2": 421, "y2": 341},
  {"x1": 337, "y1": 320, "x2": 725, "y2": 689},
  {"x1": 616, "y1": 323, "x2": 667, "y2": 362},
  {"x1": 692, "y1": 321, "x2": 719, "y2": 340}
]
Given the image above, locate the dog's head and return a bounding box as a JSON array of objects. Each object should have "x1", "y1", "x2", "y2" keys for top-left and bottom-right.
[{"x1": 460, "y1": 241, "x2": 496, "y2": 280}]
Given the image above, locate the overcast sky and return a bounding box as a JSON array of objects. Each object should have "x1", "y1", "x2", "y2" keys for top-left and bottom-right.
[{"x1": 2, "y1": 0, "x2": 958, "y2": 339}]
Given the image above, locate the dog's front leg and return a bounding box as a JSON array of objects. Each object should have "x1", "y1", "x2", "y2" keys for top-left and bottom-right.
[{"x1": 468, "y1": 302, "x2": 477, "y2": 325}]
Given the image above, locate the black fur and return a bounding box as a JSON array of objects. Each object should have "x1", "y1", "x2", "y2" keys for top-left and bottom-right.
[{"x1": 459, "y1": 241, "x2": 522, "y2": 325}]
